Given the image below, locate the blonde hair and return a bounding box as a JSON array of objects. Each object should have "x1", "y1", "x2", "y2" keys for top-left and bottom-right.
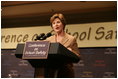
[{"x1": 50, "y1": 13, "x2": 66, "y2": 30}]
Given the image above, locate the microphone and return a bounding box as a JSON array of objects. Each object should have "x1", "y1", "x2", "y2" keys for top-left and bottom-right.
[
  {"x1": 35, "y1": 33, "x2": 45, "y2": 40},
  {"x1": 35, "y1": 30, "x2": 53, "y2": 40},
  {"x1": 46, "y1": 32, "x2": 52, "y2": 38},
  {"x1": 39, "y1": 33, "x2": 45, "y2": 37},
  {"x1": 45, "y1": 30, "x2": 53, "y2": 38}
]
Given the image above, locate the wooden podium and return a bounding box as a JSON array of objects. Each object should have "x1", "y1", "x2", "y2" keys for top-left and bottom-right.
[{"x1": 15, "y1": 42, "x2": 80, "y2": 77}]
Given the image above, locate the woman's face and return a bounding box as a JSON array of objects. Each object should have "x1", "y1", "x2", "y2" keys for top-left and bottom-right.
[{"x1": 52, "y1": 18, "x2": 64, "y2": 34}]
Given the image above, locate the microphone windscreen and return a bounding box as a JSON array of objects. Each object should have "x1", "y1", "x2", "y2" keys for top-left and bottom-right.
[
  {"x1": 46, "y1": 33, "x2": 52, "y2": 37},
  {"x1": 42, "y1": 35, "x2": 47, "y2": 40},
  {"x1": 40, "y1": 33, "x2": 45, "y2": 37}
]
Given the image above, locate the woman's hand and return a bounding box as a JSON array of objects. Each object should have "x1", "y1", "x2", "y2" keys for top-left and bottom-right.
[{"x1": 67, "y1": 47, "x2": 72, "y2": 51}]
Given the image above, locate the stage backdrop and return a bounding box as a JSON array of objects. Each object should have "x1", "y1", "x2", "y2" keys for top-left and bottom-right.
[
  {"x1": 1, "y1": 47, "x2": 117, "y2": 78},
  {"x1": 1, "y1": 22, "x2": 116, "y2": 49}
]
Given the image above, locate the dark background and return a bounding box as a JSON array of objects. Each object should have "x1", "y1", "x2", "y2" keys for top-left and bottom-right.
[{"x1": 1, "y1": 47, "x2": 117, "y2": 78}]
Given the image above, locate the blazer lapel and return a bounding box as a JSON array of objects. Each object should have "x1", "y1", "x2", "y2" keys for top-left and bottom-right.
[{"x1": 60, "y1": 33, "x2": 69, "y2": 45}]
